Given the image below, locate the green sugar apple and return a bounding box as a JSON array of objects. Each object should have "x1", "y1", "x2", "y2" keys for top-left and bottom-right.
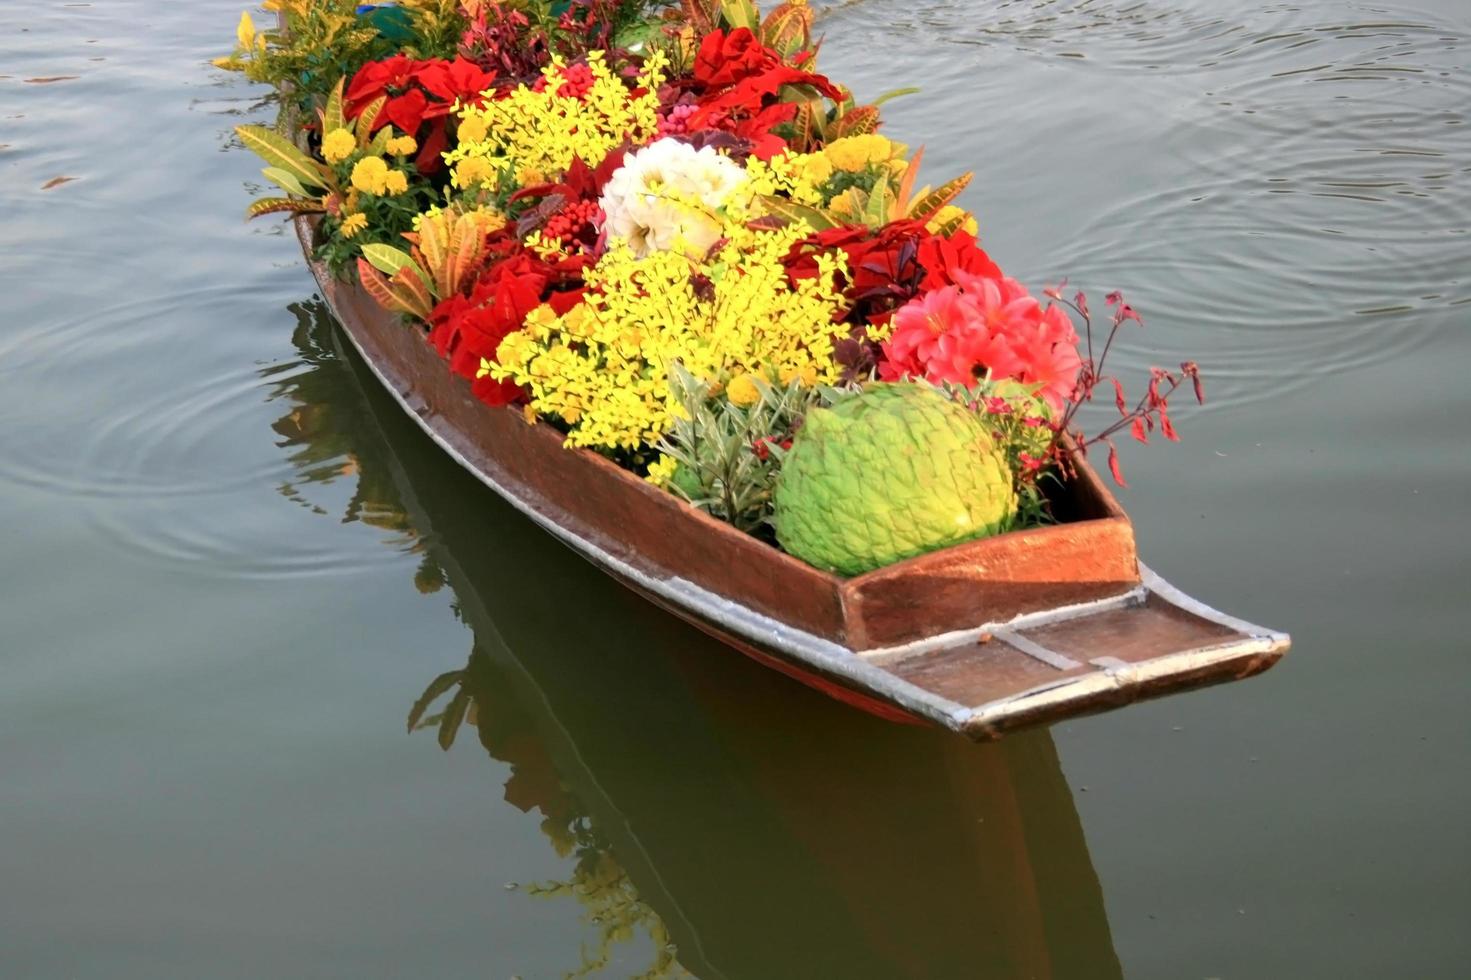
[{"x1": 773, "y1": 384, "x2": 1017, "y2": 576}]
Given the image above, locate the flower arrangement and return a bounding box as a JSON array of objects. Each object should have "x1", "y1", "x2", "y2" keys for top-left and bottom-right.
[{"x1": 222, "y1": 0, "x2": 1202, "y2": 576}]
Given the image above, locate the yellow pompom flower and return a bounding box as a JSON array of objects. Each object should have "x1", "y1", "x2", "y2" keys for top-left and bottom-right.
[
  {"x1": 456, "y1": 114, "x2": 488, "y2": 145},
  {"x1": 350, "y1": 156, "x2": 390, "y2": 195},
  {"x1": 827, "y1": 186, "x2": 866, "y2": 221},
  {"x1": 452, "y1": 155, "x2": 494, "y2": 189},
  {"x1": 322, "y1": 128, "x2": 355, "y2": 164},
  {"x1": 823, "y1": 134, "x2": 907, "y2": 172},
  {"x1": 340, "y1": 212, "x2": 368, "y2": 238},
  {"x1": 383, "y1": 170, "x2": 409, "y2": 195},
  {"x1": 726, "y1": 373, "x2": 762, "y2": 407},
  {"x1": 385, "y1": 134, "x2": 417, "y2": 157}
]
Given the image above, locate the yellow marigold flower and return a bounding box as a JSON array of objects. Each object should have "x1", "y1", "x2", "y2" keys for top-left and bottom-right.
[
  {"x1": 452, "y1": 155, "x2": 494, "y2": 189},
  {"x1": 457, "y1": 114, "x2": 488, "y2": 145},
  {"x1": 350, "y1": 155, "x2": 389, "y2": 195},
  {"x1": 385, "y1": 134, "x2": 417, "y2": 157},
  {"x1": 340, "y1": 212, "x2": 368, "y2": 238},
  {"x1": 796, "y1": 152, "x2": 833, "y2": 186},
  {"x1": 645, "y1": 455, "x2": 679, "y2": 487},
  {"x1": 383, "y1": 170, "x2": 409, "y2": 195},
  {"x1": 823, "y1": 134, "x2": 906, "y2": 172},
  {"x1": 726, "y1": 373, "x2": 762, "y2": 407},
  {"x1": 322, "y1": 128, "x2": 355, "y2": 164},
  {"x1": 828, "y1": 186, "x2": 866, "y2": 220}
]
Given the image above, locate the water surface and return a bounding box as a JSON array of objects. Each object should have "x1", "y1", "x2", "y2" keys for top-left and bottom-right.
[{"x1": 1, "y1": 0, "x2": 1468, "y2": 976}]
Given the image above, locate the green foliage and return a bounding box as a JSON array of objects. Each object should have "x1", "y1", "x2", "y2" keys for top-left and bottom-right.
[
  {"x1": 215, "y1": 1, "x2": 462, "y2": 116},
  {"x1": 942, "y1": 379, "x2": 1060, "y2": 530},
  {"x1": 653, "y1": 365, "x2": 854, "y2": 537}
]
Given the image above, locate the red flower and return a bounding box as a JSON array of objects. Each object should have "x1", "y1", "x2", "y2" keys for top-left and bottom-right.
[
  {"x1": 878, "y1": 272, "x2": 1082, "y2": 411},
  {"x1": 682, "y1": 29, "x2": 843, "y2": 161},
  {"x1": 917, "y1": 229, "x2": 1002, "y2": 291},
  {"x1": 426, "y1": 239, "x2": 588, "y2": 406},
  {"x1": 344, "y1": 56, "x2": 497, "y2": 174}
]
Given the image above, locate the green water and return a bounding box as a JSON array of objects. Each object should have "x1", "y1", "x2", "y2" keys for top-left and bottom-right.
[{"x1": 2, "y1": 1, "x2": 1468, "y2": 976}]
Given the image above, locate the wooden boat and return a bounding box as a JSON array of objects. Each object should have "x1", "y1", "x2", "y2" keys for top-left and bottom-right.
[
  {"x1": 294, "y1": 314, "x2": 1122, "y2": 974},
  {"x1": 295, "y1": 215, "x2": 1290, "y2": 739}
]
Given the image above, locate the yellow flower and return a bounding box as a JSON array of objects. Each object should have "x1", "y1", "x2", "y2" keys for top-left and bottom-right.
[
  {"x1": 444, "y1": 50, "x2": 666, "y2": 194},
  {"x1": 726, "y1": 373, "x2": 762, "y2": 407},
  {"x1": 645, "y1": 455, "x2": 680, "y2": 487},
  {"x1": 828, "y1": 186, "x2": 865, "y2": 220},
  {"x1": 796, "y1": 152, "x2": 833, "y2": 186},
  {"x1": 452, "y1": 155, "x2": 494, "y2": 189},
  {"x1": 383, "y1": 170, "x2": 409, "y2": 195},
  {"x1": 823, "y1": 134, "x2": 905, "y2": 172},
  {"x1": 457, "y1": 115, "x2": 488, "y2": 145},
  {"x1": 386, "y1": 134, "x2": 417, "y2": 157},
  {"x1": 350, "y1": 156, "x2": 389, "y2": 195},
  {"x1": 321, "y1": 127, "x2": 355, "y2": 164},
  {"x1": 779, "y1": 363, "x2": 819, "y2": 386},
  {"x1": 340, "y1": 212, "x2": 368, "y2": 238},
  {"x1": 490, "y1": 220, "x2": 847, "y2": 451}
]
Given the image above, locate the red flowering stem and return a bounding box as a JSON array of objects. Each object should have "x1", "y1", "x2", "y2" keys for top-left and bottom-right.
[{"x1": 1039, "y1": 290, "x2": 1202, "y2": 486}]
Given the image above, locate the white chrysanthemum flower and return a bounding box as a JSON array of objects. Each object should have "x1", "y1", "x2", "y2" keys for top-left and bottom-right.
[{"x1": 598, "y1": 138, "x2": 750, "y2": 258}]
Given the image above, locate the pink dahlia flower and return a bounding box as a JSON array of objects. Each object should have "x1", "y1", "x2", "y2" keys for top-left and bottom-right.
[{"x1": 879, "y1": 271, "x2": 1082, "y2": 412}]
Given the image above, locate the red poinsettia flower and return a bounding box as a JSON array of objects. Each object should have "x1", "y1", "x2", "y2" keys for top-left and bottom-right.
[
  {"x1": 681, "y1": 28, "x2": 843, "y2": 160},
  {"x1": 426, "y1": 239, "x2": 589, "y2": 406},
  {"x1": 344, "y1": 55, "x2": 498, "y2": 174}
]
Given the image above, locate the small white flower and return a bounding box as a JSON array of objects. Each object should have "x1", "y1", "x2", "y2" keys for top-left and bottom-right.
[{"x1": 598, "y1": 138, "x2": 750, "y2": 258}]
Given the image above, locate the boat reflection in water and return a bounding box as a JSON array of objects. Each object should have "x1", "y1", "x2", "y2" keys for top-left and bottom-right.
[{"x1": 268, "y1": 300, "x2": 1124, "y2": 979}]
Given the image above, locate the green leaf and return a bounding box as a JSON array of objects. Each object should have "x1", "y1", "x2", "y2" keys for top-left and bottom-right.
[
  {"x1": 720, "y1": 0, "x2": 759, "y2": 32},
  {"x1": 355, "y1": 95, "x2": 387, "y2": 148},
  {"x1": 360, "y1": 243, "x2": 420, "y2": 278},
  {"x1": 872, "y1": 86, "x2": 921, "y2": 107},
  {"x1": 235, "y1": 124, "x2": 325, "y2": 190},
  {"x1": 438, "y1": 685, "x2": 472, "y2": 750},
  {"x1": 407, "y1": 669, "x2": 463, "y2": 732},
  {"x1": 907, "y1": 171, "x2": 973, "y2": 222},
  {"x1": 757, "y1": 196, "x2": 839, "y2": 232},
  {"x1": 323, "y1": 77, "x2": 346, "y2": 134},
  {"x1": 262, "y1": 166, "x2": 311, "y2": 197},
  {"x1": 864, "y1": 174, "x2": 893, "y2": 225}
]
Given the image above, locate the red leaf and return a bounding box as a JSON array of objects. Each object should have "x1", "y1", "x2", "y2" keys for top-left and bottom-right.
[
  {"x1": 1131, "y1": 417, "x2": 1148, "y2": 443},
  {"x1": 1107, "y1": 441, "x2": 1128, "y2": 488},
  {"x1": 1160, "y1": 410, "x2": 1179, "y2": 442},
  {"x1": 1110, "y1": 377, "x2": 1127, "y2": 415}
]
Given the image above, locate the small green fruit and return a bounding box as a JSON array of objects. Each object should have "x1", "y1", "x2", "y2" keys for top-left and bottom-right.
[{"x1": 773, "y1": 384, "x2": 1016, "y2": 576}]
